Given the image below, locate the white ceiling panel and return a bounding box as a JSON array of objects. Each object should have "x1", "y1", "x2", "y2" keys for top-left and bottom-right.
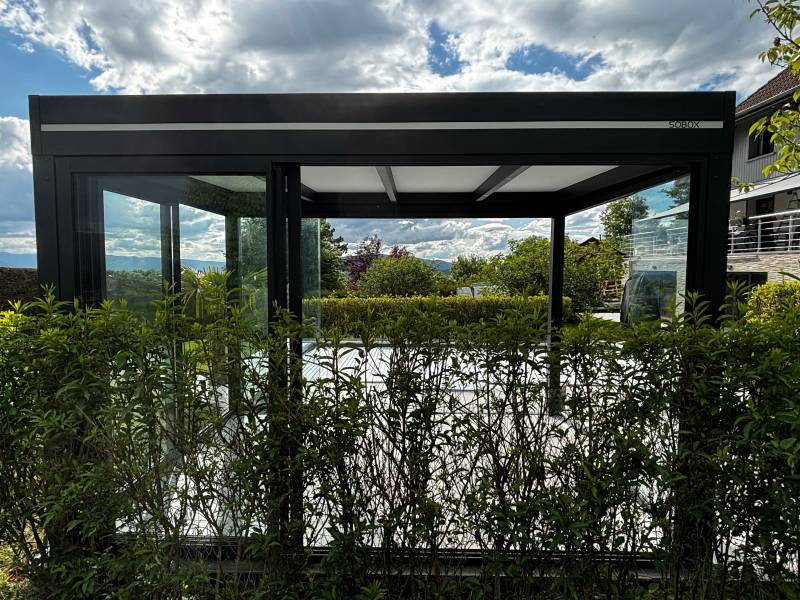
[
  {"x1": 392, "y1": 166, "x2": 499, "y2": 193},
  {"x1": 499, "y1": 165, "x2": 617, "y2": 192},
  {"x1": 302, "y1": 166, "x2": 385, "y2": 193}
]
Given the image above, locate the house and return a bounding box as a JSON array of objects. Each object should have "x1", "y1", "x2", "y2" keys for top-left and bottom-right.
[
  {"x1": 727, "y1": 67, "x2": 800, "y2": 281},
  {"x1": 626, "y1": 68, "x2": 800, "y2": 285}
]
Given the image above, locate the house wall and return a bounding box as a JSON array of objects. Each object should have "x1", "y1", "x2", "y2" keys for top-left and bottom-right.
[
  {"x1": 727, "y1": 252, "x2": 800, "y2": 282},
  {"x1": 732, "y1": 117, "x2": 779, "y2": 184}
]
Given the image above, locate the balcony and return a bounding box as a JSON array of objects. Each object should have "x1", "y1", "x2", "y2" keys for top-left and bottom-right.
[
  {"x1": 728, "y1": 208, "x2": 800, "y2": 254},
  {"x1": 624, "y1": 207, "x2": 800, "y2": 259}
]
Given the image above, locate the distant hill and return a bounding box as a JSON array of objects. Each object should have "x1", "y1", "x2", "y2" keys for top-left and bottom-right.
[
  {"x1": 422, "y1": 258, "x2": 451, "y2": 273},
  {"x1": 105, "y1": 255, "x2": 225, "y2": 272},
  {"x1": 0, "y1": 252, "x2": 224, "y2": 272},
  {"x1": 0, "y1": 250, "x2": 448, "y2": 275}
]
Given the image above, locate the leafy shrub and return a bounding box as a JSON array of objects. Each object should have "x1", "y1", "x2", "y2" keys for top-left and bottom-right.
[
  {"x1": 357, "y1": 256, "x2": 438, "y2": 297},
  {"x1": 747, "y1": 280, "x2": 800, "y2": 323},
  {"x1": 1, "y1": 288, "x2": 799, "y2": 598},
  {"x1": 318, "y1": 294, "x2": 570, "y2": 333}
]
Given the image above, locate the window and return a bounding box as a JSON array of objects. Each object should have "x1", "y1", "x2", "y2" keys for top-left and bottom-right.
[{"x1": 748, "y1": 129, "x2": 774, "y2": 159}]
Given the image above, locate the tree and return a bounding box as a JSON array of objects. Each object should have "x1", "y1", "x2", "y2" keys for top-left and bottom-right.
[
  {"x1": 748, "y1": 1, "x2": 800, "y2": 176},
  {"x1": 600, "y1": 195, "x2": 649, "y2": 251},
  {"x1": 666, "y1": 175, "x2": 690, "y2": 208},
  {"x1": 320, "y1": 219, "x2": 347, "y2": 294},
  {"x1": 484, "y1": 235, "x2": 624, "y2": 311},
  {"x1": 345, "y1": 234, "x2": 383, "y2": 289},
  {"x1": 358, "y1": 255, "x2": 439, "y2": 297},
  {"x1": 388, "y1": 245, "x2": 410, "y2": 259},
  {"x1": 450, "y1": 254, "x2": 489, "y2": 284}
]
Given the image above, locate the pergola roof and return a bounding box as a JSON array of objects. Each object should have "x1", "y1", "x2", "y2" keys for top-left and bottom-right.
[
  {"x1": 29, "y1": 91, "x2": 734, "y2": 221},
  {"x1": 28, "y1": 90, "x2": 736, "y2": 311}
]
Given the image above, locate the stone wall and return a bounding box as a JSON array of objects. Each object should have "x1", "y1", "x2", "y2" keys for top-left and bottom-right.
[
  {"x1": 727, "y1": 252, "x2": 800, "y2": 282},
  {"x1": 0, "y1": 268, "x2": 39, "y2": 307}
]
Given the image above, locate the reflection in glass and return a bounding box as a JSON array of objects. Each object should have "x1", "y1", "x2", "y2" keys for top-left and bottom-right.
[
  {"x1": 622, "y1": 175, "x2": 689, "y2": 322},
  {"x1": 74, "y1": 174, "x2": 268, "y2": 322},
  {"x1": 102, "y1": 191, "x2": 164, "y2": 314}
]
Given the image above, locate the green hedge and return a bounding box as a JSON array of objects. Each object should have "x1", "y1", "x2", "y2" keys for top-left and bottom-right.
[
  {"x1": 747, "y1": 281, "x2": 800, "y2": 323},
  {"x1": 318, "y1": 294, "x2": 571, "y2": 332},
  {"x1": 2, "y1": 293, "x2": 800, "y2": 597}
]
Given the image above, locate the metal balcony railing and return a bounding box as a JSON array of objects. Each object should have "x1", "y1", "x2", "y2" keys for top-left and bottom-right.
[
  {"x1": 728, "y1": 207, "x2": 800, "y2": 254},
  {"x1": 623, "y1": 225, "x2": 688, "y2": 258},
  {"x1": 622, "y1": 208, "x2": 800, "y2": 258}
]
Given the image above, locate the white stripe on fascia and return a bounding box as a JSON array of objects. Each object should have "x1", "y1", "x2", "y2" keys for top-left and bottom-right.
[{"x1": 40, "y1": 120, "x2": 724, "y2": 132}]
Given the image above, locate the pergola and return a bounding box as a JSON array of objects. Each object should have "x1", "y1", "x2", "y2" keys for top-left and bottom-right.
[{"x1": 28, "y1": 91, "x2": 735, "y2": 327}]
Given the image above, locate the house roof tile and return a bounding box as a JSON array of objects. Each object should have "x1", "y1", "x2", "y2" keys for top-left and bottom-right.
[{"x1": 736, "y1": 68, "x2": 800, "y2": 115}]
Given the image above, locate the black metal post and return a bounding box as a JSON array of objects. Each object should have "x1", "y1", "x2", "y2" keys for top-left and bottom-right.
[
  {"x1": 685, "y1": 153, "x2": 734, "y2": 318},
  {"x1": 286, "y1": 165, "x2": 303, "y2": 322},
  {"x1": 267, "y1": 161, "x2": 288, "y2": 329},
  {"x1": 284, "y1": 164, "x2": 305, "y2": 564},
  {"x1": 160, "y1": 204, "x2": 174, "y2": 290},
  {"x1": 547, "y1": 214, "x2": 565, "y2": 414},
  {"x1": 670, "y1": 153, "x2": 733, "y2": 594},
  {"x1": 548, "y1": 215, "x2": 566, "y2": 333},
  {"x1": 170, "y1": 205, "x2": 181, "y2": 293}
]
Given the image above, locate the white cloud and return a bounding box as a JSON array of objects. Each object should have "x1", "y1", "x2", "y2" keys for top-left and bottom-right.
[
  {"x1": 0, "y1": 116, "x2": 31, "y2": 173},
  {"x1": 332, "y1": 217, "x2": 554, "y2": 262},
  {"x1": 0, "y1": 0, "x2": 783, "y2": 259},
  {"x1": 0, "y1": 116, "x2": 35, "y2": 255},
  {"x1": 0, "y1": 0, "x2": 779, "y2": 95}
]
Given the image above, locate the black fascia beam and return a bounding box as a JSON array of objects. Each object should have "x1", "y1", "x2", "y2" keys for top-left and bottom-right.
[
  {"x1": 301, "y1": 191, "x2": 562, "y2": 219},
  {"x1": 375, "y1": 166, "x2": 398, "y2": 203},
  {"x1": 301, "y1": 183, "x2": 317, "y2": 202},
  {"x1": 37, "y1": 91, "x2": 733, "y2": 126},
  {"x1": 474, "y1": 165, "x2": 530, "y2": 202},
  {"x1": 560, "y1": 165, "x2": 687, "y2": 216}
]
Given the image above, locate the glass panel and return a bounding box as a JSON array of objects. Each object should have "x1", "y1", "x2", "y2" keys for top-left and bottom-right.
[
  {"x1": 102, "y1": 190, "x2": 164, "y2": 315},
  {"x1": 623, "y1": 175, "x2": 689, "y2": 322},
  {"x1": 74, "y1": 174, "x2": 268, "y2": 322},
  {"x1": 301, "y1": 218, "x2": 321, "y2": 334}
]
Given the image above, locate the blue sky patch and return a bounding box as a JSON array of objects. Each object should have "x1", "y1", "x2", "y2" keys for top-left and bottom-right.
[
  {"x1": 0, "y1": 28, "x2": 97, "y2": 118},
  {"x1": 698, "y1": 71, "x2": 735, "y2": 92},
  {"x1": 427, "y1": 21, "x2": 465, "y2": 76},
  {"x1": 506, "y1": 44, "x2": 603, "y2": 81}
]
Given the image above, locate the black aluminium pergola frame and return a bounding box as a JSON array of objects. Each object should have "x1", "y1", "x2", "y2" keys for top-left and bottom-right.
[{"x1": 28, "y1": 91, "x2": 735, "y2": 328}]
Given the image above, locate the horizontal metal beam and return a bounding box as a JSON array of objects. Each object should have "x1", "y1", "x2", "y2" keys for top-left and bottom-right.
[
  {"x1": 375, "y1": 166, "x2": 397, "y2": 202},
  {"x1": 36, "y1": 92, "x2": 735, "y2": 126},
  {"x1": 474, "y1": 165, "x2": 530, "y2": 202},
  {"x1": 301, "y1": 192, "x2": 562, "y2": 218}
]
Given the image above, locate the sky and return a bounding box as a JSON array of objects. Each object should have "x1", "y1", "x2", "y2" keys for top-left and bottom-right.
[{"x1": 0, "y1": 0, "x2": 784, "y2": 265}]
